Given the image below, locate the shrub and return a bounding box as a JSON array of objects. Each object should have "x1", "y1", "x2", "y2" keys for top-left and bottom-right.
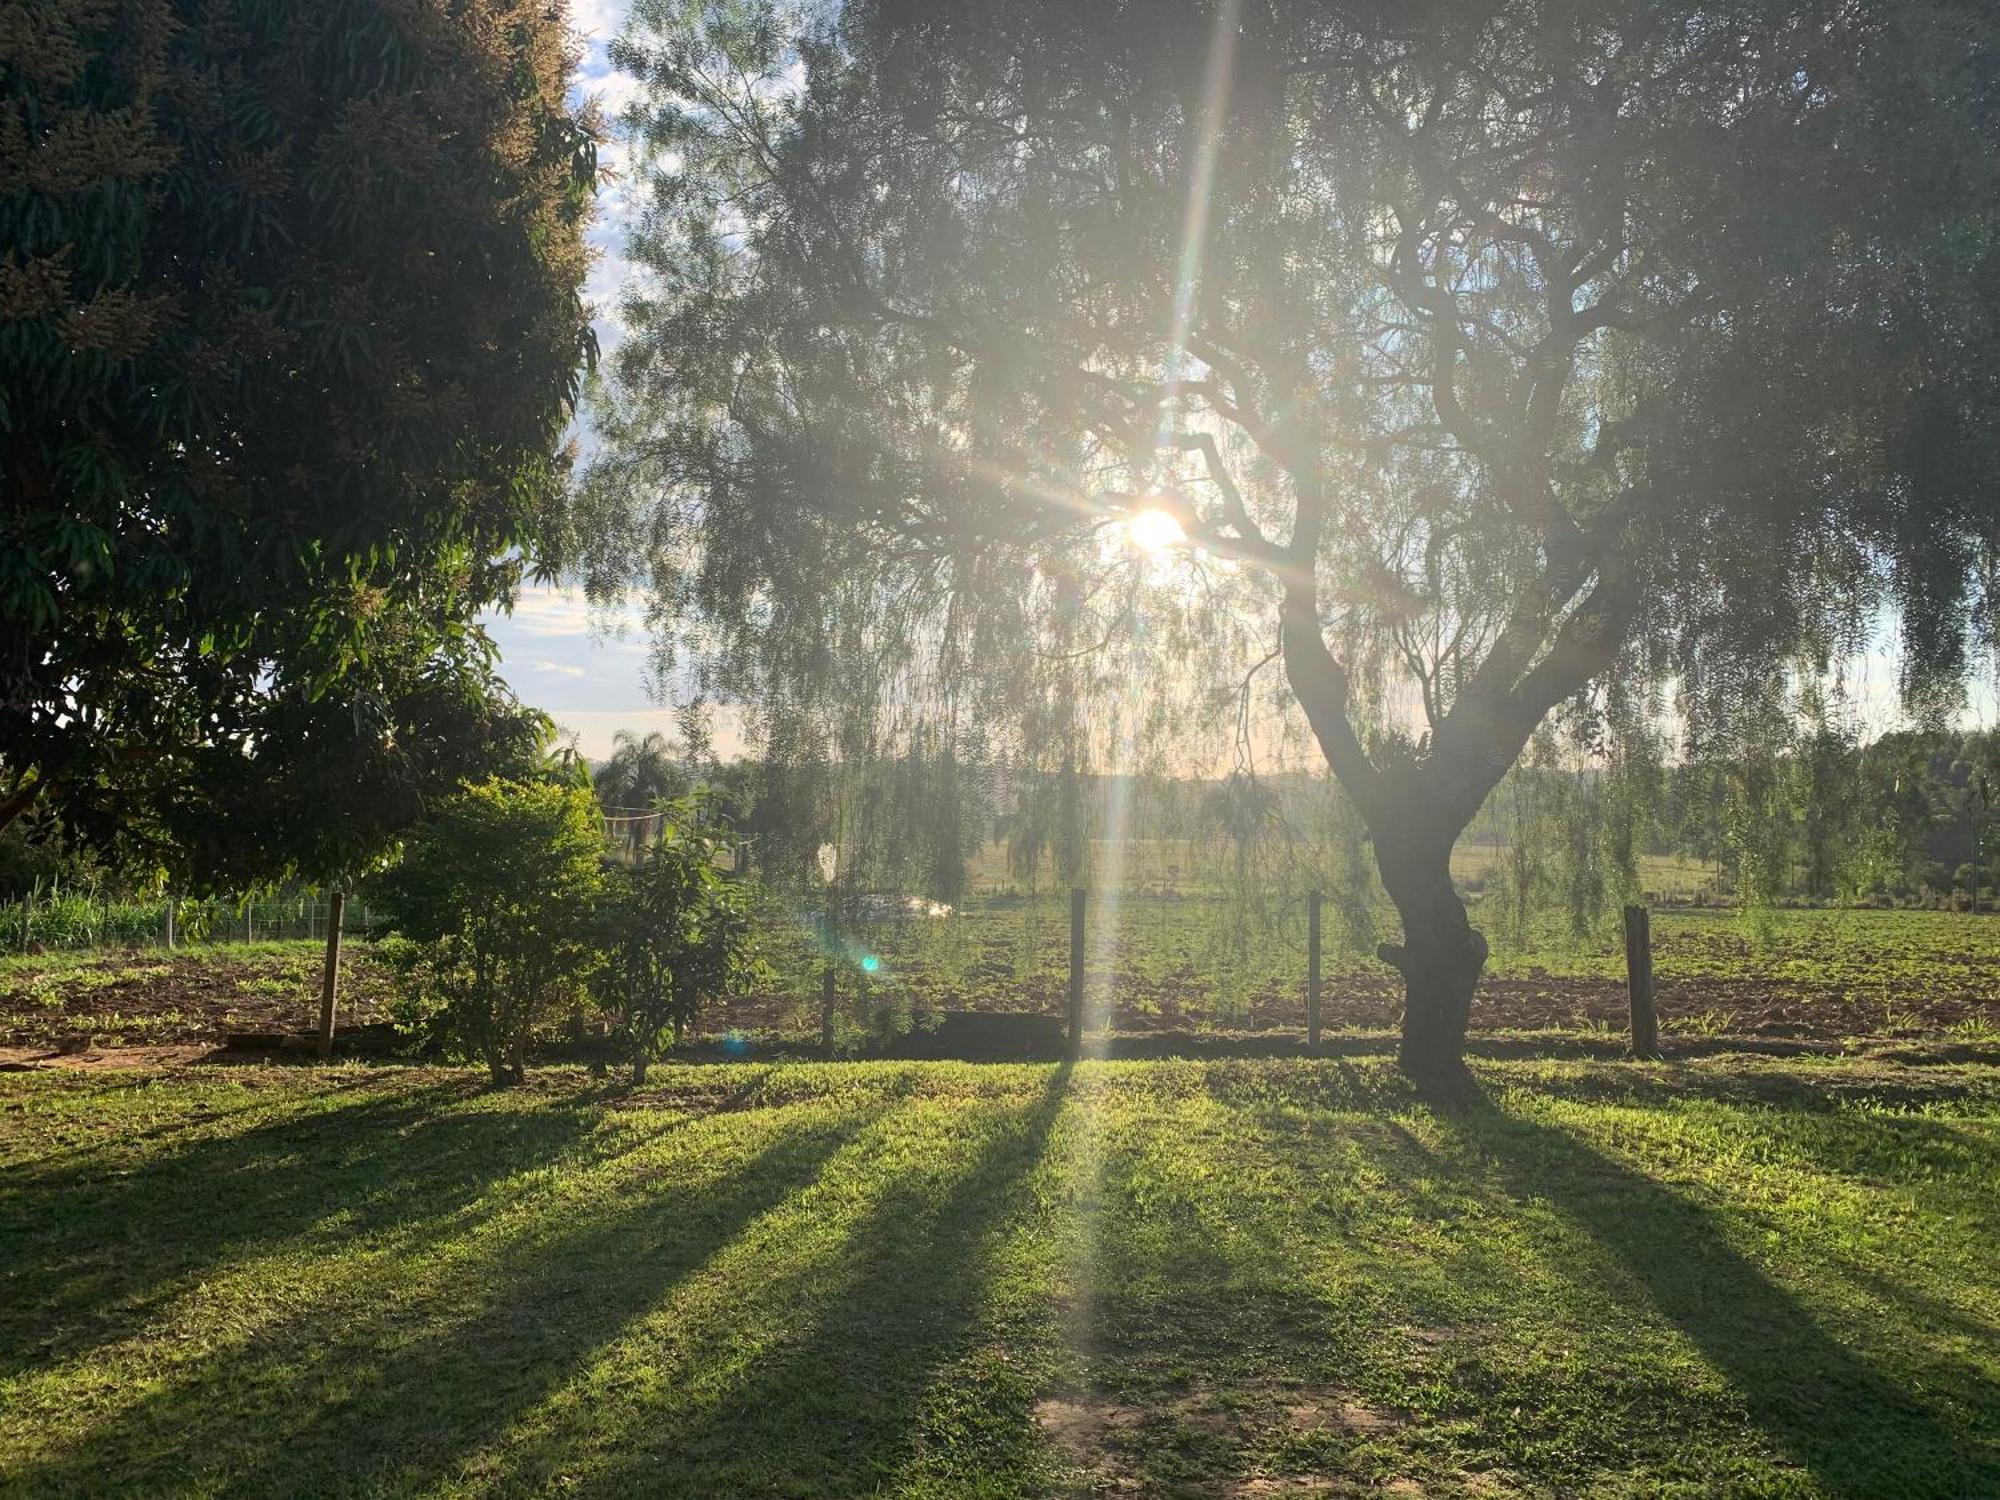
[
  {"x1": 593, "y1": 798, "x2": 760, "y2": 1083},
  {"x1": 371, "y1": 779, "x2": 604, "y2": 1084}
]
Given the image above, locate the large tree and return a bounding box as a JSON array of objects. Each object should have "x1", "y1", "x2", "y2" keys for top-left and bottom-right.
[
  {"x1": 583, "y1": 0, "x2": 1999, "y2": 1073},
  {"x1": 1, "y1": 0, "x2": 598, "y2": 840}
]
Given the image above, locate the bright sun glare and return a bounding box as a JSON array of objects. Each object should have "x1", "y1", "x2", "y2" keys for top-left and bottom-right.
[{"x1": 1126, "y1": 507, "x2": 1187, "y2": 555}]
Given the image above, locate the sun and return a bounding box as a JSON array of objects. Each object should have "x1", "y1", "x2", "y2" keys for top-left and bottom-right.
[{"x1": 1125, "y1": 507, "x2": 1187, "y2": 555}]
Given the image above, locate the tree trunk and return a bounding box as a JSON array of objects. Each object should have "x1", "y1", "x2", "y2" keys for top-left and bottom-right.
[
  {"x1": 315, "y1": 890, "x2": 345, "y2": 1059},
  {"x1": 1280, "y1": 583, "x2": 1616, "y2": 1080},
  {"x1": 1373, "y1": 823, "x2": 1488, "y2": 1078}
]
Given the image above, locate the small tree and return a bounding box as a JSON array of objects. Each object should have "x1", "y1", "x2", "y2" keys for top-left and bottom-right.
[
  {"x1": 372, "y1": 779, "x2": 605, "y2": 1085},
  {"x1": 594, "y1": 800, "x2": 759, "y2": 1083}
]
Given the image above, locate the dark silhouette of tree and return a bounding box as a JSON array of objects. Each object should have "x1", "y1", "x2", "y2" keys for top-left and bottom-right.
[
  {"x1": 581, "y1": 0, "x2": 1999, "y2": 1073},
  {"x1": 1, "y1": 0, "x2": 599, "y2": 851}
]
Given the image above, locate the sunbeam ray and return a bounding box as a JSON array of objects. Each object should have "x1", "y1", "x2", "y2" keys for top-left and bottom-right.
[{"x1": 1156, "y1": 0, "x2": 1242, "y2": 461}]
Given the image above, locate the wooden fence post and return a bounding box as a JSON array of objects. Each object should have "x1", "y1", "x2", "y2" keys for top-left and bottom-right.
[
  {"x1": 1067, "y1": 887, "x2": 1086, "y2": 1056},
  {"x1": 1623, "y1": 904, "x2": 1660, "y2": 1059},
  {"x1": 163, "y1": 897, "x2": 175, "y2": 951},
  {"x1": 315, "y1": 890, "x2": 346, "y2": 1059},
  {"x1": 820, "y1": 961, "x2": 837, "y2": 1052},
  {"x1": 1307, "y1": 890, "x2": 1323, "y2": 1048}
]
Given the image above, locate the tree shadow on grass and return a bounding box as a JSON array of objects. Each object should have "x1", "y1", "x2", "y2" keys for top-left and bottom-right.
[
  {"x1": 568, "y1": 1063, "x2": 1075, "y2": 1497},
  {"x1": 10, "y1": 1089, "x2": 905, "y2": 1498},
  {"x1": 1433, "y1": 1084, "x2": 2000, "y2": 1498},
  {"x1": 0, "y1": 1078, "x2": 544, "y2": 1375}
]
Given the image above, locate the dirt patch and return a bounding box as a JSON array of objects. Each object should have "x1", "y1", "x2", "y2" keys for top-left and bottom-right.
[
  {"x1": 1035, "y1": 1395, "x2": 1148, "y2": 1443},
  {"x1": 1281, "y1": 1391, "x2": 1405, "y2": 1435},
  {"x1": 9, "y1": 930, "x2": 1994, "y2": 1066},
  {"x1": 1040, "y1": 1385, "x2": 1416, "y2": 1497},
  {"x1": 0, "y1": 948, "x2": 390, "y2": 1050},
  {"x1": 1035, "y1": 1395, "x2": 1149, "y2": 1491},
  {"x1": 1135, "y1": 970, "x2": 2000, "y2": 1042},
  {"x1": 0, "y1": 1044, "x2": 220, "y2": 1071},
  {"x1": 1226, "y1": 1477, "x2": 1508, "y2": 1499},
  {"x1": 719, "y1": 968, "x2": 1998, "y2": 1049}
]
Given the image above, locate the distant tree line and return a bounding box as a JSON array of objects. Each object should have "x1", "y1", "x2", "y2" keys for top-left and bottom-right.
[{"x1": 10, "y1": 717, "x2": 1993, "y2": 926}]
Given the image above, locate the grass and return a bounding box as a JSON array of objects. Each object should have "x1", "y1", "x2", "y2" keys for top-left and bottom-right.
[{"x1": 3, "y1": 1057, "x2": 1997, "y2": 1497}]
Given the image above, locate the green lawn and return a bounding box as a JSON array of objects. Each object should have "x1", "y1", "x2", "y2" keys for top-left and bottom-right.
[{"x1": 4, "y1": 1058, "x2": 1997, "y2": 1497}]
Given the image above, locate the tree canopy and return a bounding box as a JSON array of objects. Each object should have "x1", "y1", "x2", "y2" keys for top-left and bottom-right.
[
  {"x1": 580, "y1": 0, "x2": 1999, "y2": 1071},
  {"x1": 1, "y1": 0, "x2": 599, "y2": 864}
]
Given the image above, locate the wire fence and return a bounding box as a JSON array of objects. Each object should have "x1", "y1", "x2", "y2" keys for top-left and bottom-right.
[{"x1": 1, "y1": 886, "x2": 374, "y2": 954}]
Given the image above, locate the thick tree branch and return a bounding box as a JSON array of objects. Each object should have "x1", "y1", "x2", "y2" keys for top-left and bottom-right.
[
  {"x1": 1431, "y1": 565, "x2": 1637, "y2": 826},
  {"x1": 1280, "y1": 588, "x2": 1383, "y2": 822}
]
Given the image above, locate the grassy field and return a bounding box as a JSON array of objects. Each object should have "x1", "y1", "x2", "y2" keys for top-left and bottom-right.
[{"x1": 3, "y1": 1057, "x2": 1997, "y2": 1497}]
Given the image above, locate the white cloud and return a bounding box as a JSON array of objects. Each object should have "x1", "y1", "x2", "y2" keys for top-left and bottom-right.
[
  {"x1": 585, "y1": 64, "x2": 644, "y2": 119},
  {"x1": 493, "y1": 584, "x2": 642, "y2": 639},
  {"x1": 481, "y1": 585, "x2": 659, "y2": 732},
  {"x1": 569, "y1": 0, "x2": 627, "y2": 45}
]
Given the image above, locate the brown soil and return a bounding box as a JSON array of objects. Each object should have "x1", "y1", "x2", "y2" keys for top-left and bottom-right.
[
  {"x1": 3, "y1": 942, "x2": 1991, "y2": 1069},
  {"x1": 717, "y1": 969, "x2": 1997, "y2": 1048},
  {"x1": 0, "y1": 1043, "x2": 219, "y2": 1071},
  {"x1": 0, "y1": 949, "x2": 390, "y2": 1051},
  {"x1": 1037, "y1": 1384, "x2": 1442, "y2": 1499}
]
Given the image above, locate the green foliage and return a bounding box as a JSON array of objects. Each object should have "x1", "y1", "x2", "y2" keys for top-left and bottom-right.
[
  {"x1": 593, "y1": 796, "x2": 761, "y2": 1080},
  {"x1": 1, "y1": 0, "x2": 597, "y2": 863},
  {"x1": 154, "y1": 648, "x2": 558, "y2": 893},
  {"x1": 370, "y1": 779, "x2": 605, "y2": 1083},
  {"x1": 0, "y1": 804, "x2": 100, "y2": 903},
  {"x1": 1196, "y1": 770, "x2": 1286, "y2": 974},
  {"x1": 0, "y1": 880, "x2": 151, "y2": 951},
  {"x1": 1486, "y1": 714, "x2": 1663, "y2": 951}
]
